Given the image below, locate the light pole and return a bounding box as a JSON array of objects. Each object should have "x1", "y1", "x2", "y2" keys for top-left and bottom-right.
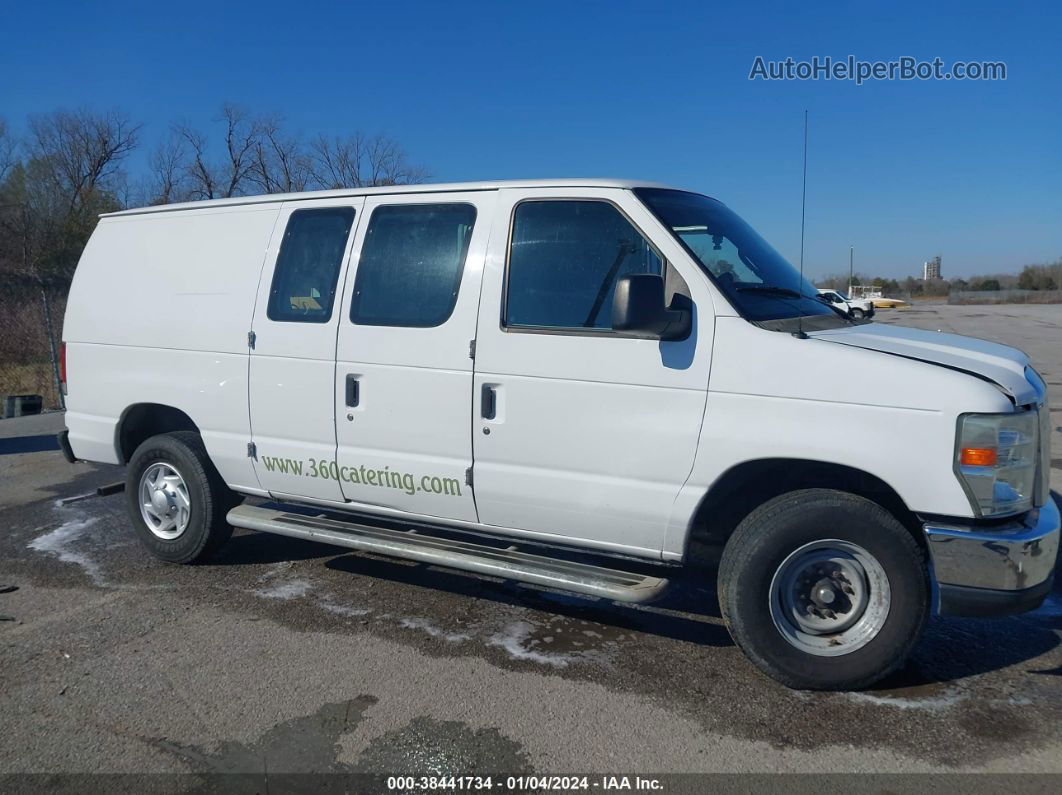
[{"x1": 848, "y1": 246, "x2": 854, "y2": 296}]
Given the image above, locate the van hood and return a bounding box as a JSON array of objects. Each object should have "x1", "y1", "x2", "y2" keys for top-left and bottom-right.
[{"x1": 809, "y1": 323, "x2": 1038, "y2": 404}]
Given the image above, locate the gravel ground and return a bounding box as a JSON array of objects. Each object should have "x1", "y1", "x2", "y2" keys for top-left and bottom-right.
[{"x1": 1, "y1": 303, "x2": 1060, "y2": 788}]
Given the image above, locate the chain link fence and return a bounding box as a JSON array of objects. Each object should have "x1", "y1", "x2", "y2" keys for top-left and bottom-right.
[{"x1": 0, "y1": 279, "x2": 68, "y2": 414}]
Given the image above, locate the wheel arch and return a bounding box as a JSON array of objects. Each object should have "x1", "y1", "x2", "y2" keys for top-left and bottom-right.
[
  {"x1": 688, "y1": 458, "x2": 922, "y2": 552},
  {"x1": 115, "y1": 403, "x2": 200, "y2": 464}
]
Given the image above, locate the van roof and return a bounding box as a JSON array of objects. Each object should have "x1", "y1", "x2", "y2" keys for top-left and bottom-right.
[{"x1": 104, "y1": 178, "x2": 680, "y2": 217}]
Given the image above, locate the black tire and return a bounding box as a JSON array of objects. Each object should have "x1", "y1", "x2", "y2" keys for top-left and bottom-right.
[
  {"x1": 125, "y1": 431, "x2": 237, "y2": 564},
  {"x1": 718, "y1": 489, "x2": 928, "y2": 690},
  {"x1": 850, "y1": 308, "x2": 865, "y2": 320}
]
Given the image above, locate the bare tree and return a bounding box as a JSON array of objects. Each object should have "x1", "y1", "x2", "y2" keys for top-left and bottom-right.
[
  {"x1": 175, "y1": 104, "x2": 265, "y2": 200},
  {"x1": 1, "y1": 108, "x2": 137, "y2": 288},
  {"x1": 218, "y1": 104, "x2": 263, "y2": 197},
  {"x1": 249, "y1": 116, "x2": 312, "y2": 194},
  {"x1": 158, "y1": 104, "x2": 428, "y2": 199},
  {"x1": 173, "y1": 123, "x2": 216, "y2": 200},
  {"x1": 310, "y1": 132, "x2": 428, "y2": 189},
  {"x1": 26, "y1": 108, "x2": 140, "y2": 214},
  {"x1": 147, "y1": 131, "x2": 190, "y2": 205},
  {"x1": 309, "y1": 133, "x2": 364, "y2": 189},
  {"x1": 365, "y1": 134, "x2": 430, "y2": 186},
  {"x1": 0, "y1": 118, "x2": 16, "y2": 184}
]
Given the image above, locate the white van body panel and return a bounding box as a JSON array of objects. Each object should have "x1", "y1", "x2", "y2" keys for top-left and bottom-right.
[
  {"x1": 470, "y1": 187, "x2": 717, "y2": 555},
  {"x1": 248, "y1": 197, "x2": 365, "y2": 502},
  {"x1": 62, "y1": 179, "x2": 1043, "y2": 568},
  {"x1": 810, "y1": 324, "x2": 1037, "y2": 404},
  {"x1": 102, "y1": 179, "x2": 674, "y2": 218},
  {"x1": 333, "y1": 191, "x2": 498, "y2": 522},
  {"x1": 661, "y1": 317, "x2": 1015, "y2": 559},
  {"x1": 63, "y1": 205, "x2": 281, "y2": 491}
]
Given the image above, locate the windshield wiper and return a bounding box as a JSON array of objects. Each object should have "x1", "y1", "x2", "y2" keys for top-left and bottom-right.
[{"x1": 735, "y1": 284, "x2": 804, "y2": 298}]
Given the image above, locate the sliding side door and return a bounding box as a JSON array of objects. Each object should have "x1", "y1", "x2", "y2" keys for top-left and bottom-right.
[{"x1": 334, "y1": 191, "x2": 495, "y2": 522}]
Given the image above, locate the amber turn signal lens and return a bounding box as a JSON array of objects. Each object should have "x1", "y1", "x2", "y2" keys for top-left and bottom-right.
[{"x1": 960, "y1": 447, "x2": 998, "y2": 467}]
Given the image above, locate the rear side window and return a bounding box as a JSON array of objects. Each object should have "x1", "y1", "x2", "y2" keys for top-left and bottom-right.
[
  {"x1": 267, "y1": 207, "x2": 356, "y2": 323},
  {"x1": 350, "y1": 203, "x2": 477, "y2": 328},
  {"x1": 504, "y1": 200, "x2": 663, "y2": 331}
]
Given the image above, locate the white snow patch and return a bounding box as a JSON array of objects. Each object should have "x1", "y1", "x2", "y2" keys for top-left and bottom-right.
[
  {"x1": 254, "y1": 579, "x2": 313, "y2": 600},
  {"x1": 487, "y1": 621, "x2": 570, "y2": 667},
  {"x1": 400, "y1": 617, "x2": 471, "y2": 643},
  {"x1": 845, "y1": 689, "x2": 965, "y2": 712},
  {"x1": 28, "y1": 518, "x2": 105, "y2": 585},
  {"x1": 319, "y1": 601, "x2": 371, "y2": 617},
  {"x1": 54, "y1": 493, "x2": 96, "y2": 508}
]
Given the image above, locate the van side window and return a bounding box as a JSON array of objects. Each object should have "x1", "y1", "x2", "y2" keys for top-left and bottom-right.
[
  {"x1": 267, "y1": 207, "x2": 355, "y2": 323},
  {"x1": 350, "y1": 204, "x2": 477, "y2": 328},
  {"x1": 504, "y1": 200, "x2": 663, "y2": 331}
]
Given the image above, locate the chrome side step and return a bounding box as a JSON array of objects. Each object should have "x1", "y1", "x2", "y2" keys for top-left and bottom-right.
[{"x1": 226, "y1": 504, "x2": 668, "y2": 603}]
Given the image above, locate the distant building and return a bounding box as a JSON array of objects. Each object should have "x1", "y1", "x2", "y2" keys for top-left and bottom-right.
[{"x1": 923, "y1": 256, "x2": 942, "y2": 280}]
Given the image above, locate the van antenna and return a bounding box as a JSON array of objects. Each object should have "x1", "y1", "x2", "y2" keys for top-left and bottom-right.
[{"x1": 793, "y1": 109, "x2": 809, "y2": 340}]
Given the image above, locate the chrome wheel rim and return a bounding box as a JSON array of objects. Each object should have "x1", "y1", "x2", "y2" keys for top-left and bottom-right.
[
  {"x1": 769, "y1": 539, "x2": 890, "y2": 657},
  {"x1": 138, "y1": 462, "x2": 191, "y2": 540}
]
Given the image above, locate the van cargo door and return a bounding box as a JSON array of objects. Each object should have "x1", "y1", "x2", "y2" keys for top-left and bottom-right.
[
  {"x1": 333, "y1": 192, "x2": 495, "y2": 523},
  {"x1": 248, "y1": 197, "x2": 365, "y2": 501}
]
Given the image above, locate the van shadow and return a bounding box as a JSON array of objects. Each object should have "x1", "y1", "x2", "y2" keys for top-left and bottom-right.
[
  {"x1": 869, "y1": 555, "x2": 1061, "y2": 692},
  {"x1": 213, "y1": 530, "x2": 343, "y2": 565},
  {"x1": 868, "y1": 608, "x2": 1061, "y2": 693},
  {"x1": 322, "y1": 551, "x2": 734, "y2": 648},
  {"x1": 213, "y1": 517, "x2": 1060, "y2": 679}
]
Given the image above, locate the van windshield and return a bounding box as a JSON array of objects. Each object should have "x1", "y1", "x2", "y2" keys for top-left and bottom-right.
[{"x1": 635, "y1": 188, "x2": 846, "y2": 328}]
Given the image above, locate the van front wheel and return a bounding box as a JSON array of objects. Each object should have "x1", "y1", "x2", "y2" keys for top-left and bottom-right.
[
  {"x1": 718, "y1": 489, "x2": 928, "y2": 690},
  {"x1": 125, "y1": 431, "x2": 236, "y2": 564}
]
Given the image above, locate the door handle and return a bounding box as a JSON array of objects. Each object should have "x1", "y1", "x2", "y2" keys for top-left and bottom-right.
[
  {"x1": 481, "y1": 384, "x2": 496, "y2": 420},
  {"x1": 345, "y1": 374, "x2": 360, "y2": 407}
]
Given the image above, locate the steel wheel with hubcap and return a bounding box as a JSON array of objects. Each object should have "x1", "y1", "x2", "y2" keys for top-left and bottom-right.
[
  {"x1": 769, "y1": 539, "x2": 890, "y2": 657},
  {"x1": 139, "y1": 462, "x2": 192, "y2": 539},
  {"x1": 125, "y1": 431, "x2": 237, "y2": 564},
  {"x1": 718, "y1": 488, "x2": 928, "y2": 690}
]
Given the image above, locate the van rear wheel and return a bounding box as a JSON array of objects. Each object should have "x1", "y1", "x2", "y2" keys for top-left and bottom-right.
[
  {"x1": 125, "y1": 431, "x2": 237, "y2": 563},
  {"x1": 718, "y1": 489, "x2": 928, "y2": 690}
]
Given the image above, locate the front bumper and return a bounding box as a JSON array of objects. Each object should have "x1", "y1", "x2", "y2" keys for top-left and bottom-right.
[{"x1": 923, "y1": 498, "x2": 1059, "y2": 617}]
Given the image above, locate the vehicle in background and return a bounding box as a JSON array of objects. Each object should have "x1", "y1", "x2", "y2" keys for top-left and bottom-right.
[
  {"x1": 850, "y1": 285, "x2": 909, "y2": 309},
  {"x1": 871, "y1": 296, "x2": 910, "y2": 309},
  {"x1": 817, "y1": 289, "x2": 875, "y2": 320},
  {"x1": 58, "y1": 179, "x2": 1058, "y2": 691}
]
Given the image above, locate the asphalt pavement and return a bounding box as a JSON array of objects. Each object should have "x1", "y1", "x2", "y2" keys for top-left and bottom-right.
[{"x1": 1, "y1": 302, "x2": 1060, "y2": 785}]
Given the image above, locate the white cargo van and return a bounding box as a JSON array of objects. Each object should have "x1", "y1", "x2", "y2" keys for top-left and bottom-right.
[
  {"x1": 817, "y1": 288, "x2": 875, "y2": 320},
  {"x1": 58, "y1": 180, "x2": 1058, "y2": 690}
]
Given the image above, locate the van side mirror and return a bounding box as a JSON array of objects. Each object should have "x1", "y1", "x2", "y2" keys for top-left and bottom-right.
[{"x1": 612, "y1": 274, "x2": 691, "y2": 340}]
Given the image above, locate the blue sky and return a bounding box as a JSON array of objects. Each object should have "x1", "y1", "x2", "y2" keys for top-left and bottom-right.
[{"x1": 1, "y1": 0, "x2": 1059, "y2": 279}]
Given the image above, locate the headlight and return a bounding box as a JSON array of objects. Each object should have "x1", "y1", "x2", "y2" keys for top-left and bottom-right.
[{"x1": 955, "y1": 411, "x2": 1039, "y2": 517}]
